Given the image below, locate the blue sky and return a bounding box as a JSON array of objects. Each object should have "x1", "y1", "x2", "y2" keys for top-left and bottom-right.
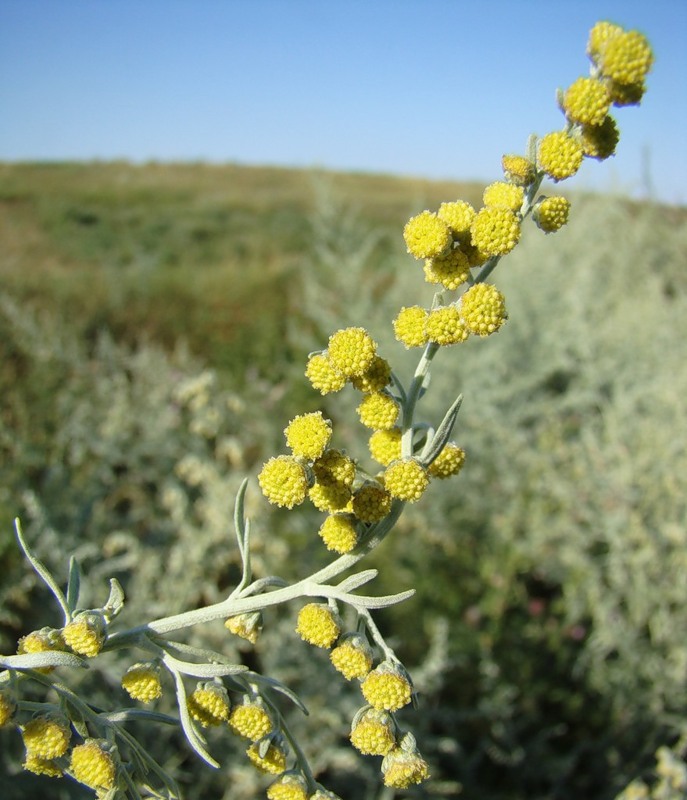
[{"x1": 1, "y1": 0, "x2": 686, "y2": 204}]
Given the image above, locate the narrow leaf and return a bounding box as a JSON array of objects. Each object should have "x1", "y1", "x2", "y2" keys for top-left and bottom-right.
[
  {"x1": 66, "y1": 557, "x2": 81, "y2": 614},
  {"x1": 14, "y1": 518, "x2": 70, "y2": 623},
  {"x1": 420, "y1": 394, "x2": 463, "y2": 468}
]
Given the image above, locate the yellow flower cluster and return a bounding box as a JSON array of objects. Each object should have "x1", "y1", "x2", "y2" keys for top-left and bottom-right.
[
  {"x1": 393, "y1": 306, "x2": 429, "y2": 348},
  {"x1": 382, "y1": 746, "x2": 430, "y2": 789},
  {"x1": 295, "y1": 603, "x2": 341, "y2": 649},
  {"x1": 305, "y1": 353, "x2": 347, "y2": 395},
  {"x1": 70, "y1": 739, "x2": 117, "y2": 791},
  {"x1": 368, "y1": 428, "x2": 402, "y2": 466},
  {"x1": 267, "y1": 774, "x2": 309, "y2": 800},
  {"x1": 0, "y1": 690, "x2": 16, "y2": 727},
  {"x1": 501, "y1": 154, "x2": 536, "y2": 186},
  {"x1": 351, "y1": 482, "x2": 392, "y2": 523},
  {"x1": 424, "y1": 247, "x2": 471, "y2": 291},
  {"x1": 428, "y1": 443, "x2": 466, "y2": 479},
  {"x1": 224, "y1": 611, "x2": 262, "y2": 643},
  {"x1": 350, "y1": 709, "x2": 396, "y2": 756},
  {"x1": 22, "y1": 716, "x2": 71, "y2": 760},
  {"x1": 383, "y1": 458, "x2": 429, "y2": 502},
  {"x1": 24, "y1": 753, "x2": 64, "y2": 778},
  {"x1": 470, "y1": 206, "x2": 522, "y2": 257},
  {"x1": 403, "y1": 210, "x2": 452, "y2": 259},
  {"x1": 187, "y1": 683, "x2": 231, "y2": 727},
  {"x1": 258, "y1": 455, "x2": 309, "y2": 509},
  {"x1": 460, "y1": 283, "x2": 507, "y2": 336},
  {"x1": 229, "y1": 700, "x2": 273, "y2": 741},
  {"x1": 327, "y1": 327, "x2": 377, "y2": 379},
  {"x1": 246, "y1": 741, "x2": 287, "y2": 775},
  {"x1": 351, "y1": 354, "x2": 391, "y2": 393},
  {"x1": 357, "y1": 392, "x2": 399, "y2": 430},
  {"x1": 309, "y1": 480, "x2": 351, "y2": 512},
  {"x1": 537, "y1": 131, "x2": 584, "y2": 182},
  {"x1": 534, "y1": 196, "x2": 571, "y2": 234},
  {"x1": 16, "y1": 627, "x2": 66, "y2": 673},
  {"x1": 318, "y1": 513, "x2": 358, "y2": 554},
  {"x1": 562, "y1": 76, "x2": 611, "y2": 126},
  {"x1": 483, "y1": 181, "x2": 525, "y2": 212},
  {"x1": 122, "y1": 662, "x2": 163, "y2": 703},
  {"x1": 62, "y1": 612, "x2": 107, "y2": 658},
  {"x1": 426, "y1": 305, "x2": 469, "y2": 346},
  {"x1": 330, "y1": 634, "x2": 373, "y2": 680},
  {"x1": 313, "y1": 448, "x2": 355, "y2": 487},
  {"x1": 284, "y1": 411, "x2": 332, "y2": 460},
  {"x1": 361, "y1": 664, "x2": 413, "y2": 712}
]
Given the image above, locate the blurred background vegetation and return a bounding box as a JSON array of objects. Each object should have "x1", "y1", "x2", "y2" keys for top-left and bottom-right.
[{"x1": 1, "y1": 161, "x2": 686, "y2": 799}]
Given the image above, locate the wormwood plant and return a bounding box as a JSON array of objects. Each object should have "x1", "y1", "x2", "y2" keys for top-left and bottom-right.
[{"x1": 0, "y1": 22, "x2": 654, "y2": 800}]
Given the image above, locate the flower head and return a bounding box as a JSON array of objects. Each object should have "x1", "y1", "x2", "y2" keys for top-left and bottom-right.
[
  {"x1": 578, "y1": 115, "x2": 620, "y2": 160},
  {"x1": 428, "y1": 443, "x2": 466, "y2": 478},
  {"x1": 296, "y1": 603, "x2": 341, "y2": 649},
  {"x1": 225, "y1": 611, "x2": 263, "y2": 644},
  {"x1": 22, "y1": 715, "x2": 71, "y2": 760},
  {"x1": 229, "y1": 698, "x2": 273, "y2": 741},
  {"x1": 424, "y1": 247, "x2": 471, "y2": 291},
  {"x1": 319, "y1": 514, "x2": 359, "y2": 554},
  {"x1": 587, "y1": 21, "x2": 624, "y2": 63},
  {"x1": 596, "y1": 29, "x2": 653, "y2": 85},
  {"x1": 330, "y1": 633, "x2": 373, "y2": 680},
  {"x1": 460, "y1": 283, "x2": 507, "y2": 336},
  {"x1": 122, "y1": 662, "x2": 163, "y2": 703},
  {"x1": 357, "y1": 392, "x2": 400, "y2": 431},
  {"x1": 607, "y1": 79, "x2": 645, "y2": 107},
  {"x1": 369, "y1": 428, "x2": 403, "y2": 467},
  {"x1": 351, "y1": 355, "x2": 391, "y2": 393},
  {"x1": 470, "y1": 207, "x2": 521, "y2": 257},
  {"x1": 62, "y1": 612, "x2": 106, "y2": 657},
  {"x1": 393, "y1": 306, "x2": 428, "y2": 349},
  {"x1": 361, "y1": 662, "x2": 413, "y2": 711},
  {"x1": 258, "y1": 455, "x2": 309, "y2": 509},
  {"x1": 501, "y1": 154, "x2": 536, "y2": 186},
  {"x1": 70, "y1": 739, "x2": 117, "y2": 791},
  {"x1": 537, "y1": 131, "x2": 584, "y2": 181},
  {"x1": 403, "y1": 211, "x2": 452, "y2": 259},
  {"x1": 267, "y1": 773, "x2": 309, "y2": 800},
  {"x1": 0, "y1": 690, "x2": 16, "y2": 727},
  {"x1": 305, "y1": 353, "x2": 347, "y2": 395},
  {"x1": 483, "y1": 181, "x2": 525, "y2": 212},
  {"x1": 309, "y1": 480, "x2": 352, "y2": 512},
  {"x1": 187, "y1": 683, "x2": 231, "y2": 727},
  {"x1": 383, "y1": 458, "x2": 430, "y2": 502},
  {"x1": 284, "y1": 412, "x2": 332, "y2": 461},
  {"x1": 246, "y1": 741, "x2": 287, "y2": 775},
  {"x1": 562, "y1": 77, "x2": 611, "y2": 126},
  {"x1": 23, "y1": 754, "x2": 64, "y2": 778},
  {"x1": 426, "y1": 305, "x2": 469, "y2": 346},
  {"x1": 312, "y1": 449, "x2": 356, "y2": 487},
  {"x1": 350, "y1": 708, "x2": 396, "y2": 755},
  {"x1": 382, "y1": 743, "x2": 430, "y2": 789},
  {"x1": 352, "y1": 483, "x2": 392, "y2": 523},
  {"x1": 327, "y1": 328, "x2": 377, "y2": 379},
  {"x1": 437, "y1": 200, "x2": 476, "y2": 241},
  {"x1": 533, "y1": 196, "x2": 571, "y2": 233}
]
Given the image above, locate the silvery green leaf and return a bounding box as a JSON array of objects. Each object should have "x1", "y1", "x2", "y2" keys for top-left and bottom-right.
[
  {"x1": 14, "y1": 518, "x2": 70, "y2": 623},
  {"x1": 66, "y1": 556, "x2": 81, "y2": 614},
  {"x1": 161, "y1": 652, "x2": 247, "y2": 679},
  {"x1": 324, "y1": 587, "x2": 415, "y2": 609},
  {"x1": 420, "y1": 394, "x2": 463, "y2": 468},
  {"x1": 1, "y1": 651, "x2": 87, "y2": 670},
  {"x1": 336, "y1": 570, "x2": 378, "y2": 593},
  {"x1": 254, "y1": 675, "x2": 308, "y2": 715},
  {"x1": 101, "y1": 709, "x2": 179, "y2": 725},
  {"x1": 103, "y1": 578, "x2": 125, "y2": 619},
  {"x1": 171, "y1": 669, "x2": 219, "y2": 769}
]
